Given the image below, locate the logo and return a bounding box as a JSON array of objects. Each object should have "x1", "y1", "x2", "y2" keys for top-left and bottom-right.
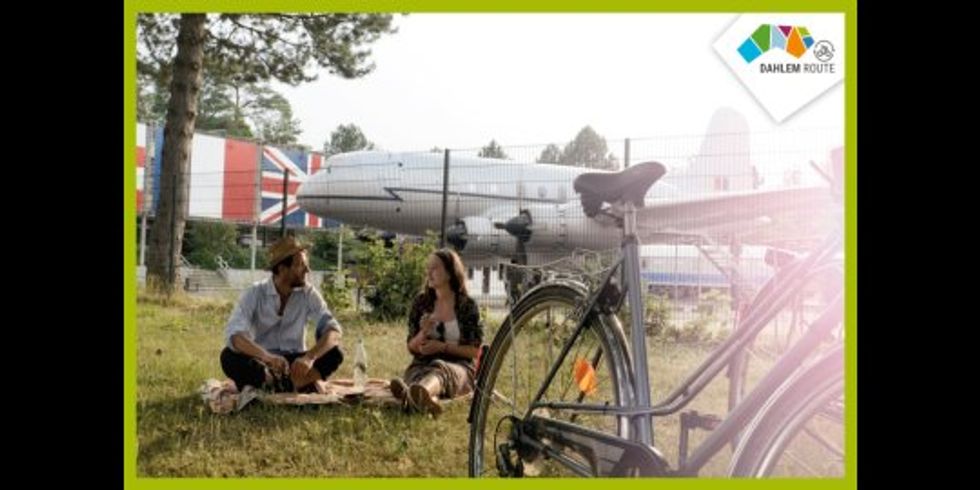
[
  {"x1": 738, "y1": 25, "x2": 815, "y2": 63},
  {"x1": 813, "y1": 40, "x2": 835, "y2": 62},
  {"x1": 736, "y1": 24, "x2": 836, "y2": 75},
  {"x1": 713, "y1": 14, "x2": 844, "y2": 122}
]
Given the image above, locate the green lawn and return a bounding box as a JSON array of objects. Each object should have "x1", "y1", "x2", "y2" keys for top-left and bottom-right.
[{"x1": 136, "y1": 290, "x2": 836, "y2": 477}]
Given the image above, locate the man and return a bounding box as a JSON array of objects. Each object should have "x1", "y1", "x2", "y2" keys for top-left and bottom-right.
[{"x1": 220, "y1": 236, "x2": 344, "y2": 392}]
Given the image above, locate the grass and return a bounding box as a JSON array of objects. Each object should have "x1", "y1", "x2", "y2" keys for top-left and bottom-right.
[
  {"x1": 137, "y1": 290, "x2": 477, "y2": 477},
  {"x1": 136, "y1": 289, "x2": 840, "y2": 477}
]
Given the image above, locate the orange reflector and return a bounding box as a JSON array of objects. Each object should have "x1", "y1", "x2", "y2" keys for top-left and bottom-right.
[{"x1": 573, "y1": 358, "x2": 598, "y2": 396}]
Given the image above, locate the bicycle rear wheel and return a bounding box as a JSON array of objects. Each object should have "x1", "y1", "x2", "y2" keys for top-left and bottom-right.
[
  {"x1": 468, "y1": 282, "x2": 633, "y2": 477},
  {"x1": 728, "y1": 345, "x2": 844, "y2": 477},
  {"x1": 712, "y1": 235, "x2": 844, "y2": 477}
]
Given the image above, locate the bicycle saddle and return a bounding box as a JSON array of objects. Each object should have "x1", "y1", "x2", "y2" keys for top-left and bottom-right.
[{"x1": 573, "y1": 161, "x2": 666, "y2": 217}]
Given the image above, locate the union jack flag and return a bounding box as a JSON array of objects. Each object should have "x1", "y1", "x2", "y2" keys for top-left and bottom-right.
[{"x1": 260, "y1": 146, "x2": 323, "y2": 227}]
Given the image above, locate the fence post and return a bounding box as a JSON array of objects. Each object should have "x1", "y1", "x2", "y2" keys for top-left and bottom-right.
[
  {"x1": 281, "y1": 170, "x2": 289, "y2": 237},
  {"x1": 337, "y1": 224, "x2": 344, "y2": 272},
  {"x1": 624, "y1": 137, "x2": 631, "y2": 169},
  {"x1": 139, "y1": 122, "x2": 154, "y2": 267},
  {"x1": 440, "y1": 149, "x2": 450, "y2": 247},
  {"x1": 251, "y1": 142, "x2": 263, "y2": 270}
]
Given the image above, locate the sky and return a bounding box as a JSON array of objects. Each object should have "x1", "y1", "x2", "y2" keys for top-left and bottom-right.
[{"x1": 273, "y1": 13, "x2": 844, "y2": 178}]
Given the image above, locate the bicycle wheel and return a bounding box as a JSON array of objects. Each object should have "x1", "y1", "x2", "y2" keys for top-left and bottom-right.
[
  {"x1": 728, "y1": 345, "x2": 844, "y2": 477},
  {"x1": 468, "y1": 281, "x2": 633, "y2": 477},
  {"x1": 730, "y1": 258, "x2": 844, "y2": 418}
]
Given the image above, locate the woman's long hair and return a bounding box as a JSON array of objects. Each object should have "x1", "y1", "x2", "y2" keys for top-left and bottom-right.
[{"x1": 420, "y1": 248, "x2": 469, "y2": 308}]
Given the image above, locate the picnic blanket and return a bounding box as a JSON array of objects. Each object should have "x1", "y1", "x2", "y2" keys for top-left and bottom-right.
[{"x1": 198, "y1": 378, "x2": 470, "y2": 414}]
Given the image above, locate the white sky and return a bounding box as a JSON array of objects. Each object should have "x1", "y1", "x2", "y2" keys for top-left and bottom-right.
[{"x1": 275, "y1": 13, "x2": 844, "y2": 176}]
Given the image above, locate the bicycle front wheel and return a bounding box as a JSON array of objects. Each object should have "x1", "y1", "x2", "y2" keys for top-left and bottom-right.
[{"x1": 468, "y1": 281, "x2": 633, "y2": 477}]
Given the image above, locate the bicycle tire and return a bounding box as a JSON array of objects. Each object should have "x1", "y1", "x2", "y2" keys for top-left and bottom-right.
[
  {"x1": 728, "y1": 345, "x2": 844, "y2": 477},
  {"x1": 468, "y1": 281, "x2": 633, "y2": 477}
]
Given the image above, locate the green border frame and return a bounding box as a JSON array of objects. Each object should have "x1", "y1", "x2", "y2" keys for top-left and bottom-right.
[{"x1": 124, "y1": 1, "x2": 856, "y2": 488}]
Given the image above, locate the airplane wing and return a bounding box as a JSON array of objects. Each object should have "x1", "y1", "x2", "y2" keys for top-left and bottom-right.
[{"x1": 633, "y1": 186, "x2": 838, "y2": 244}]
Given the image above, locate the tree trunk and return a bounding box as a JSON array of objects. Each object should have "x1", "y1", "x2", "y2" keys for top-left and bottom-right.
[{"x1": 146, "y1": 14, "x2": 206, "y2": 293}]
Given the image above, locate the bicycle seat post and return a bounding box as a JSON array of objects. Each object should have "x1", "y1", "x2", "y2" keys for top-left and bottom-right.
[
  {"x1": 622, "y1": 201, "x2": 655, "y2": 447},
  {"x1": 623, "y1": 200, "x2": 637, "y2": 236}
]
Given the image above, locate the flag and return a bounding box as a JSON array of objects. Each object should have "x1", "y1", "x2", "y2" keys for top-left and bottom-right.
[
  {"x1": 259, "y1": 145, "x2": 324, "y2": 227},
  {"x1": 149, "y1": 131, "x2": 259, "y2": 221}
]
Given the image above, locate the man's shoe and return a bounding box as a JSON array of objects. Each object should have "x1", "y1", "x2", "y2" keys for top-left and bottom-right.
[{"x1": 390, "y1": 378, "x2": 409, "y2": 401}]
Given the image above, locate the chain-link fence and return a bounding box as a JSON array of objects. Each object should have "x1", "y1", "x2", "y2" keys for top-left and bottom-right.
[{"x1": 136, "y1": 121, "x2": 842, "y2": 330}]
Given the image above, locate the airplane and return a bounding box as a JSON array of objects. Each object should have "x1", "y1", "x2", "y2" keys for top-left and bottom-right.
[{"x1": 296, "y1": 109, "x2": 836, "y2": 275}]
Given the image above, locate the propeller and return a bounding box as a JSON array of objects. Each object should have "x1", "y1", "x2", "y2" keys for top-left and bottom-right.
[
  {"x1": 445, "y1": 220, "x2": 468, "y2": 251},
  {"x1": 495, "y1": 209, "x2": 532, "y2": 265}
]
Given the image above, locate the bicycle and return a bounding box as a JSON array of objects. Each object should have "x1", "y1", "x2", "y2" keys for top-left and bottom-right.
[{"x1": 467, "y1": 161, "x2": 844, "y2": 477}]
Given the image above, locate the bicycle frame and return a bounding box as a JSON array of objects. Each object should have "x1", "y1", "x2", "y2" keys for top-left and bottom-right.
[{"x1": 492, "y1": 201, "x2": 844, "y2": 476}]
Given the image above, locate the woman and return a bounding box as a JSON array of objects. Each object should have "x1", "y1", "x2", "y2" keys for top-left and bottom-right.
[{"x1": 390, "y1": 249, "x2": 484, "y2": 416}]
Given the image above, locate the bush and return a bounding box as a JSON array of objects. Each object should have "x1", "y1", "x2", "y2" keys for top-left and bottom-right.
[
  {"x1": 664, "y1": 290, "x2": 730, "y2": 345},
  {"x1": 696, "y1": 289, "x2": 730, "y2": 317},
  {"x1": 353, "y1": 232, "x2": 438, "y2": 321},
  {"x1": 320, "y1": 270, "x2": 352, "y2": 314},
  {"x1": 666, "y1": 316, "x2": 712, "y2": 344},
  {"x1": 300, "y1": 227, "x2": 353, "y2": 271},
  {"x1": 645, "y1": 293, "x2": 672, "y2": 337},
  {"x1": 184, "y1": 221, "x2": 250, "y2": 270}
]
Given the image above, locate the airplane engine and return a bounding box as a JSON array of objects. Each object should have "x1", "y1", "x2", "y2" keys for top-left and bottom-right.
[
  {"x1": 517, "y1": 203, "x2": 620, "y2": 253},
  {"x1": 445, "y1": 203, "x2": 621, "y2": 266},
  {"x1": 444, "y1": 216, "x2": 517, "y2": 258}
]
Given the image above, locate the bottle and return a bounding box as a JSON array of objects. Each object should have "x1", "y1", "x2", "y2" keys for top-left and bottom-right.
[{"x1": 353, "y1": 338, "x2": 368, "y2": 391}]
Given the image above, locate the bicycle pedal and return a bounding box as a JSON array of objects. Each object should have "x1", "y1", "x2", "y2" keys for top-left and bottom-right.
[{"x1": 496, "y1": 443, "x2": 523, "y2": 477}]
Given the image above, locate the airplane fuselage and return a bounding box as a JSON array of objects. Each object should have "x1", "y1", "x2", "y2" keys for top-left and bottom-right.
[
  {"x1": 298, "y1": 151, "x2": 579, "y2": 232},
  {"x1": 297, "y1": 151, "x2": 683, "y2": 264}
]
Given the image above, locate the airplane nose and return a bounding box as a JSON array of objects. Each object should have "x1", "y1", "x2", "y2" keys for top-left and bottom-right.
[
  {"x1": 297, "y1": 176, "x2": 310, "y2": 193},
  {"x1": 296, "y1": 178, "x2": 311, "y2": 208},
  {"x1": 296, "y1": 167, "x2": 326, "y2": 209},
  {"x1": 297, "y1": 154, "x2": 346, "y2": 221}
]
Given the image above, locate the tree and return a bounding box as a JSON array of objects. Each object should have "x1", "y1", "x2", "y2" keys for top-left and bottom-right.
[
  {"x1": 192, "y1": 74, "x2": 302, "y2": 144},
  {"x1": 137, "y1": 72, "x2": 169, "y2": 124},
  {"x1": 138, "y1": 13, "x2": 396, "y2": 292},
  {"x1": 193, "y1": 73, "x2": 253, "y2": 139},
  {"x1": 146, "y1": 72, "x2": 303, "y2": 144},
  {"x1": 559, "y1": 126, "x2": 619, "y2": 170},
  {"x1": 478, "y1": 139, "x2": 509, "y2": 159},
  {"x1": 536, "y1": 143, "x2": 562, "y2": 164},
  {"x1": 248, "y1": 86, "x2": 303, "y2": 145},
  {"x1": 324, "y1": 123, "x2": 376, "y2": 156}
]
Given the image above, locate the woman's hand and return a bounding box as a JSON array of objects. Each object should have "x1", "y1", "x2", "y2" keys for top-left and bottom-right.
[
  {"x1": 418, "y1": 339, "x2": 447, "y2": 356},
  {"x1": 420, "y1": 313, "x2": 438, "y2": 334},
  {"x1": 408, "y1": 330, "x2": 425, "y2": 354}
]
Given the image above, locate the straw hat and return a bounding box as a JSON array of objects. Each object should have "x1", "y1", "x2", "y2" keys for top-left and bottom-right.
[{"x1": 266, "y1": 236, "x2": 308, "y2": 271}]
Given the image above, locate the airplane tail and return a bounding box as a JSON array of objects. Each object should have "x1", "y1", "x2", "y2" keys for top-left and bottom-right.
[{"x1": 674, "y1": 107, "x2": 755, "y2": 195}]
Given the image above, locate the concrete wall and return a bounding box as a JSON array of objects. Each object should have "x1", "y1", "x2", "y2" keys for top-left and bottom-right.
[{"x1": 137, "y1": 266, "x2": 330, "y2": 291}]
